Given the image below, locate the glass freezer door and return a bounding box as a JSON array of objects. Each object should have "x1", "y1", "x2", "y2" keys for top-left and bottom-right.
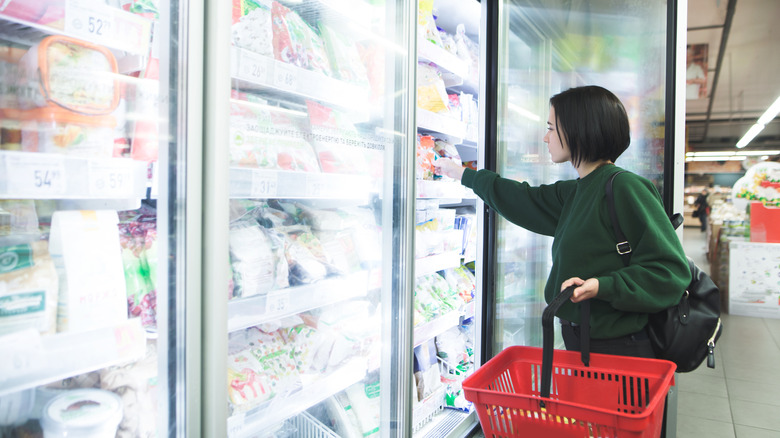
[
  {"x1": 491, "y1": 0, "x2": 671, "y2": 354},
  {"x1": 202, "y1": 0, "x2": 416, "y2": 436},
  {"x1": 0, "y1": 1, "x2": 194, "y2": 436}
]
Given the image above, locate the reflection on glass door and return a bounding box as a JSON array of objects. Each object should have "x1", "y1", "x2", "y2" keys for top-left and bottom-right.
[
  {"x1": 492, "y1": 0, "x2": 670, "y2": 354},
  {"x1": 0, "y1": 1, "x2": 184, "y2": 436},
  {"x1": 220, "y1": 0, "x2": 413, "y2": 436}
]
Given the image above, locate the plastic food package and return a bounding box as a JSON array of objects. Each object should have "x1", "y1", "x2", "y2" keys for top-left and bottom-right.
[
  {"x1": 230, "y1": 92, "x2": 320, "y2": 172},
  {"x1": 318, "y1": 23, "x2": 369, "y2": 85},
  {"x1": 40, "y1": 389, "x2": 123, "y2": 438},
  {"x1": 417, "y1": 63, "x2": 449, "y2": 114},
  {"x1": 345, "y1": 379, "x2": 380, "y2": 437},
  {"x1": 17, "y1": 36, "x2": 119, "y2": 115},
  {"x1": 413, "y1": 339, "x2": 441, "y2": 401},
  {"x1": 417, "y1": 134, "x2": 436, "y2": 181},
  {"x1": 231, "y1": 1, "x2": 274, "y2": 56},
  {"x1": 229, "y1": 219, "x2": 288, "y2": 298},
  {"x1": 417, "y1": 0, "x2": 442, "y2": 46},
  {"x1": 0, "y1": 241, "x2": 58, "y2": 336},
  {"x1": 18, "y1": 106, "x2": 116, "y2": 157},
  {"x1": 271, "y1": 1, "x2": 309, "y2": 69},
  {"x1": 118, "y1": 209, "x2": 158, "y2": 331},
  {"x1": 306, "y1": 101, "x2": 370, "y2": 174},
  {"x1": 280, "y1": 225, "x2": 333, "y2": 285},
  {"x1": 285, "y1": 10, "x2": 331, "y2": 76}
]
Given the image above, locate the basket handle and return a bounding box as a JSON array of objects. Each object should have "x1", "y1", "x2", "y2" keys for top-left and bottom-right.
[{"x1": 540, "y1": 286, "x2": 591, "y2": 403}]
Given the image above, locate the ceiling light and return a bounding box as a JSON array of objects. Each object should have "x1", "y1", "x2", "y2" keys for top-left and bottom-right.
[
  {"x1": 685, "y1": 156, "x2": 745, "y2": 162},
  {"x1": 736, "y1": 95, "x2": 780, "y2": 148},
  {"x1": 757, "y1": 96, "x2": 780, "y2": 126},
  {"x1": 734, "y1": 150, "x2": 780, "y2": 156},
  {"x1": 736, "y1": 123, "x2": 765, "y2": 148}
]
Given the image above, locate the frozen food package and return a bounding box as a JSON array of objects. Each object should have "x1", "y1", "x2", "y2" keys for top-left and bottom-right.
[
  {"x1": 17, "y1": 36, "x2": 119, "y2": 115},
  {"x1": 231, "y1": 0, "x2": 274, "y2": 56},
  {"x1": 417, "y1": 0, "x2": 442, "y2": 47},
  {"x1": 417, "y1": 62, "x2": 449, "y2": 114},
  {"x1": 313, "y1": 230, "x2": 361, "y2": 274},
  {"x1": 284, "y1": 9, "x2": 331, "y2": 76},
  {"x1": 0, "y1": 241, "x2": 58, "y2": 336},
  {"x1": 227, "y1": 350, "x2": 274, "y2": 408},
  {"x1": 318, "y1": 23, "x2": 369, "y2": 85},
  {"x1": 413, "y1": 339, "x2": 441, "y2": 401},
  {"x1": 229, "y1": 218, "x2": 288, "y2": 298},
  {"x1": 417, "y1": 134, "x2": 436, "y2": 180},
  {"x1": 345, "y1": 379, "x2": 380, "y2": 437},
  {"x1": 357, "y1": 42, "x2": 385, "y2": 106},
  {"x1": 230, "y1": 92, "x2": 320, "y2": 172},
  {"x1": 271, "y1": 1, "x2": 308, "y2": 69},
  {"x1": 19, "y1": 106, "x2": 116, "y2": 157},
  {"x1": 280, "y1": 226, "x2": 333, "y2": 285},
  {"x1": 306, "y1": 100, "x2": 370, "y2": 174}
]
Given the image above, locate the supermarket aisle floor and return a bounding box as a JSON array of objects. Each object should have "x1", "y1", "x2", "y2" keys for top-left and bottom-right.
[{"x1": 676, "y1": 228, "x2": 780, "y2": 438}]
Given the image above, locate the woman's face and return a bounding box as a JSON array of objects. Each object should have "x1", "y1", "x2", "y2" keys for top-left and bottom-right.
[{"x1": 544, "y1": 106, "x2": 571, "y2": 163}]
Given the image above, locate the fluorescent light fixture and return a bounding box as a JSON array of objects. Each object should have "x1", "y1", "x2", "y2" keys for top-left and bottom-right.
[
  {"x1": 736, "y1": 123, "x2": 765, "y2": 148},
  {"x1": 686, "y1": 156, "x2": 745, "y2": 162},
  {"x1": 687, "y1": 150, "x2": 780, "y2": 157},
  {"x1": 757, "y1": 96, "x2": 780, "y2": 125},
  {"x1": 228, "y1": 98, "x2": 308, "y2": 118},
  {"x1": 736, "y1": 95, "x2": 780, "y2": 148}
]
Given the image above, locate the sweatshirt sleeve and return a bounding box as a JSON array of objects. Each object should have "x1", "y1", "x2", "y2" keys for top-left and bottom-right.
[
  {"x1": 461, "y1": 168, "x2": 573, "y2": 236},
  {"x1": 595, "y1": 174, "x2": 692, "y2": 313}
]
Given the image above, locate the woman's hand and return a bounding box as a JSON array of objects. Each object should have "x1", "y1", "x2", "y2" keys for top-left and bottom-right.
[
  {"x1": 433, "y1": 157, "x2": 465, "y2": 181},
  {"x1": 561, "y1": 277, "x2": 599, "y2": 303}
]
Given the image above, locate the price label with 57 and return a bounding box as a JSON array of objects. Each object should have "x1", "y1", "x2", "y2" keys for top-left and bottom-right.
[
  {"x1": 6, "y1": 155, "x2": 66, "y2": 197},
  {"x1": 89, "y1": 161, "x2": 134, "y2": 197}
]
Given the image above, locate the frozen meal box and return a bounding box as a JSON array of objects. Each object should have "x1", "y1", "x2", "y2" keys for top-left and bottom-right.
[
  {"x1": 0, "y1": 241, "x2": 59, "y2": 336},
  {"x1": 20, "y1": 106, "x2": 116, "y2": 157},
  {"x1": 17, "y1": 35, "x2": 119, "y2": 114},
  {"x1": 40, "y1": 389, "x2": 123, "y2": 438}
]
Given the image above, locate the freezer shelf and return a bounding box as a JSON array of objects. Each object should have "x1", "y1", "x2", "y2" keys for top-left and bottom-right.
[
  {"x1": 227, "y1": 357, "x2": 369, "y2": 438},
  {"x1": 0, "y1": 318, "x2": 146, "y2": 397},
  {"x1": 231, "y1": 47, "x2": 370, "y2": 112},
  {"x1": 0, "y1": 151, "x2": 149, "y2": 200},
  {"x1": 418, "y1": 38, "x2": 469, "y2": 79},
  {"x1": 416, "y1": 251, "x2": 462, "y2": 276},
  {"x1": 417, "y1": 108, "x2": 468, "y2": 144},
  {"x1": 227, "y1": 270, "x2": 370, "y2": 333},
  {"x1": 0, "y1": 2, "x2": 152, "y2": 56},
  {"x1": 229, "y1": 168, "x2": 375, "y2": 200},
  {"x1": 413, "y1": 310, "x2": 461, "y2": 348}
]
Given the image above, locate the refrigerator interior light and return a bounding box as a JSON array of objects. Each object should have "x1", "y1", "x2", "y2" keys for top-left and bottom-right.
[
  {"x1": 685, "y1": 156, "x2": 745, "y2": 161},
  {"x1": 229, "y1": 98, "x2": 308, "y2": 118},
  {"x1": 686, "y1": 150, "x2": 780, "y2": 157}
]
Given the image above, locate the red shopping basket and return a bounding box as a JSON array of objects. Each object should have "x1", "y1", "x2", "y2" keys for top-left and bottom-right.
[{"x1": 462, "y1": 287, "x2": 676, "y2": 438}]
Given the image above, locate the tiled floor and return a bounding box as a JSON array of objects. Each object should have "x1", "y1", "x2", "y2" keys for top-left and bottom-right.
[{"x1": 676, "y1": 228, "x2": 780, "y2": 438}]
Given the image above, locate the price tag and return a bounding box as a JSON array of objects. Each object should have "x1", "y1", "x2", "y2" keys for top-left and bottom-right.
[
  {"x1": 266, "y1": 292, "x2": 290, "y2": 314},
  {"x1": 65, "y1": 0, "x2": 116, "y2": 42},
  {"x1": 237, "y1": 50, "x2": 271, "y2": 84},
  {"x1": 89, "y1": 161, "x2": 134, "y2": 197},
  {"x1": 306, "y1": 174, "x2": 327, "y2": 197},
  {"x1": 273, "y1": 62, "x2": 298, "y2": 91},
  {"x1": 6, "y1": 154, "x2": 66, "y2": 197},
  {"x1": 250, "y1": 171, "x2": 278, "y2": 198}
]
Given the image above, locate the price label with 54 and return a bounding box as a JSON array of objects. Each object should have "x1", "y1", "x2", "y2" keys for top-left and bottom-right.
[{"x1": 6, "y1": 155, "x2": 66, "y2": 197}]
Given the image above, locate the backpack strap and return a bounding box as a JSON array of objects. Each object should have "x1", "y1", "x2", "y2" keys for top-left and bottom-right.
[{"x1": 605, "y1": 171, "x2": 632, "y2": 267}]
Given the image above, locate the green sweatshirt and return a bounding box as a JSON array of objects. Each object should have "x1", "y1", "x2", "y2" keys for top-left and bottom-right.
[{"x1": 461, "y1": 164, "x2": 691, "y2": 339}]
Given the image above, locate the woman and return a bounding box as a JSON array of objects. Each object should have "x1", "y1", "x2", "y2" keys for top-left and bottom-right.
[{"x1": 435, "y1": 85, "x2": 691, "y2": 358}]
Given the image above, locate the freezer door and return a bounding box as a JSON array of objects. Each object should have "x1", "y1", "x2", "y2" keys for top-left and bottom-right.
[
  {"x1": 489, "y1": 0, "x2": 673, "y2": 355},
  {"x1": 201, "y1": 0, "x2": 417, "y2": 436},
  {"x1": 0, "y1": 1, "x2": 194, "y2": 436}
]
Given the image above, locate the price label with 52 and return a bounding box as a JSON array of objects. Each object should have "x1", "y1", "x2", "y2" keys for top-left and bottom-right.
[{"x1": 65, "y1": 1, "x2": 116, "y2": 42}]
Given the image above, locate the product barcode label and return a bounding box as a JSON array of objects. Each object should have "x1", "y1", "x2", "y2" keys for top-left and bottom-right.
[{"x1": 6, "y1": 154, "x2": 66, "y2": 197}]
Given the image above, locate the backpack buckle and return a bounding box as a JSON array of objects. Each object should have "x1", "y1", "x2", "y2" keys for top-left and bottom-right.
[{"x1": 616, "y1": 241, "x2": 632, "y2": 255}]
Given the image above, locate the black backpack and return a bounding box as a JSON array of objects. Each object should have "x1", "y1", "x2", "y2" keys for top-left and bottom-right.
[{"x1": 605, "y1": 171, "x2": 723, "y2": 372}]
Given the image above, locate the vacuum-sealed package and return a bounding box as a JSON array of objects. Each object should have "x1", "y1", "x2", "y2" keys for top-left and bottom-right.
[{"x1": 17, "y1": 36, "x2": 120, "y2": 115}]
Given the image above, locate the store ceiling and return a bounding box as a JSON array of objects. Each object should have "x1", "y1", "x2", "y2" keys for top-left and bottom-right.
[{"x1": 685, "y1": 0, "x2": 780, "y2": 154}]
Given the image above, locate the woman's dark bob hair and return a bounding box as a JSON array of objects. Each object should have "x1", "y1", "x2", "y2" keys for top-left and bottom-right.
[{"x1": 549, "y1": 86, "x2": 630, "y2": 167}]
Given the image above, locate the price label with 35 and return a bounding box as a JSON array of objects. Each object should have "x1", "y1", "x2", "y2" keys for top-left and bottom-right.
[{"x1": 6, "y1": 154, "x2": 66, "y2": 197}]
